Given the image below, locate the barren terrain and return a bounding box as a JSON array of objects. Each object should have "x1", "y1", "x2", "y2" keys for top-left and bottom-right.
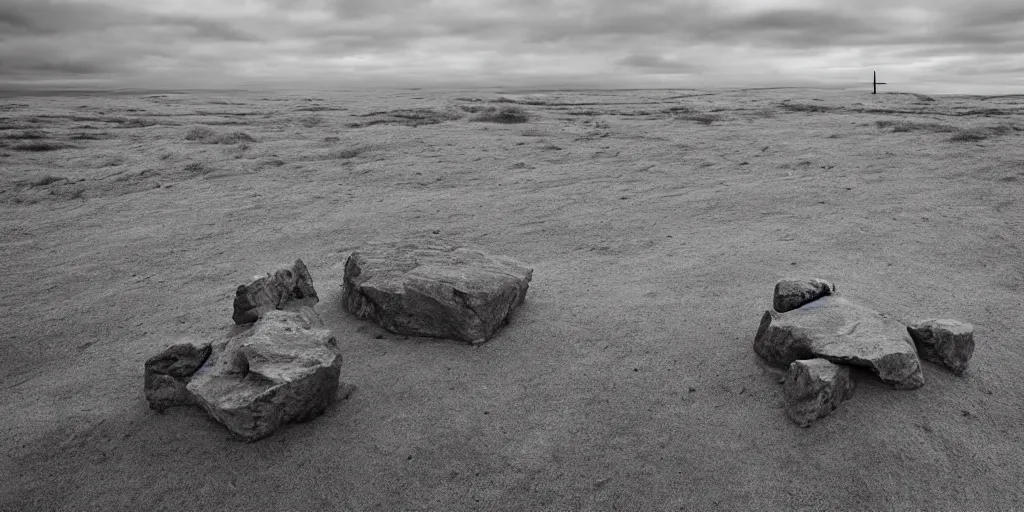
[{"x1": 2, "y1": 87, "x2": 1024, "y2": 510}]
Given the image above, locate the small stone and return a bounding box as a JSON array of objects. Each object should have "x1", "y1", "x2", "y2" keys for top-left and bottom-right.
[
  {"x1": 907, "y1": 319, "x2": 975, "y2": 376},
  {"x1": 232, "y1": 259, "x2": 319, "y2": 324},
  {"x1": 783, "y1": 358, "x2": 855, "y2": 427},
  {"x1": 773, "y1": 278, "x2": 835, "y2": 312},
  {"x1": 144, "y1": 339, "x2": 212, "y2": 412},
  {"x1": 342, "y1": 244, "x2": 532, "y2": 344}
]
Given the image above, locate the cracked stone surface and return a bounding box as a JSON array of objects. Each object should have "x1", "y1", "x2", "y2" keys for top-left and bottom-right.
[
  {"x1": 341, "y1": 244, "x2": 533, "y2": 344},
  {"x1": 908, "y1": 319, "x2": 975, "y2": 376},
  {"x1": 187, "y1": 309, "x2": 343, "y2": 441},
  {"x1": 783, "y1": 358, "x2": 856, "y2": 427},
  {"x1": 773, "y1": 278, "x2": 835, "y2": 313},
  {"x1": 754, "y1": 295, "x2": 924, "y2": 389},
  {"x1": 232, "y1": 259, "x2": 319, "y2": 325}
]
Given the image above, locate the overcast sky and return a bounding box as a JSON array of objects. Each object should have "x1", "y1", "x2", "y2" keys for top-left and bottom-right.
[{"x1": 1, "y1": 0, "x2": 1022, "y2": 93}]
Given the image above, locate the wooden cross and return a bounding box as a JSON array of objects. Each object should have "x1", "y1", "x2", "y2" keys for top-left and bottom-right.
[{"x1": 873, "y1": 71, "x2": 886, "y2": 94}]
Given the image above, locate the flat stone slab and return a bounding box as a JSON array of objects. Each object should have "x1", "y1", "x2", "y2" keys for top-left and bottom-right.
[
  {"x1": 232, "y1": 259, "x2": 318, "y2": 324},
  {"x1": 187, "y1": 309, "x2": 342, "y2": 441},
  {"x1": 144, "y1": 338, "x2": 211, "y2": 412},
  {"x1": 908, "y1": 319, "x2": 975, "y2": 376},
  {"x1": 774, "y1": 278, "x2": 835, "y2": 313},
  {"x1": 783, "y1": 358, "x2": 855, "y2": 427},
  {"x1": 754, "y1": 295, "x2": 924, "y2": 389},
  {"x1": 342, "y1": 244, "x2": 533, "y2": 344}
]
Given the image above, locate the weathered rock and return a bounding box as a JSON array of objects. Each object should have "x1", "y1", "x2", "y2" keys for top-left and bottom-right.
[
  {"x1": 232, "y1": 259, "x2": 319, "y2": 324},
  {"x1": 144, "y1": 339, "x2": 212, "y2": 412},
  {"x1": 754, "y1": 296, "x2": 924, "y2": 389},
  {"x1": 773, "y1": 278, "x2": 835, "y2": 313},
  {"x1": 907, "y1": 319, "x2": 975, "y2": 376},
  {"x1": 783, "y1": 358, "x2": 855, "y2": 427},
  {"x1": 187, "y1": 309, "x2": 342, "y2": 441},
  {"x1": 342, "y1": 244, "x2": 533, "y2": 344}
]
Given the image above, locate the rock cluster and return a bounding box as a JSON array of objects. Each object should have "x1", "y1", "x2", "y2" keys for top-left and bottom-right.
[
  {"x1": 755, "y1": 278, "x2": 976, "y2": 426},
  {"x1": 145, "y1": 261, "x2": 346, "y2": 441},
  {"x1": 755, "y1": 296, "x2": 925, "y2": 389},
  {"x1": 342, "y1": 244, "x2": 533, "y2": 344},
  {"x1": 146, "y1": 245, "x2": 533, "y2": 440}
]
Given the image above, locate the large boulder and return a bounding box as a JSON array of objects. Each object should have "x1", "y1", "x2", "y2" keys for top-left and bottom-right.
[
  {"x1": 342, "y1": 244, "x2": 533, "y2": 344},
  {"x1": 187, "y1": 309, "x2": 342, "y2": 441},
  {"x1": 773, "y1": 278, "x2": 835, "y2": 313},
  {"x1": 783, "y1": 358, "x2": 855, "y2": 427},
  {"x1": 233, "y1": 259, "x2": 319, "y2": 324},
  {"x1": 144, "y1": 339, "x2": 212, "y2": 412},
  {"x1": 754, "y1": 296, "x2": 924, "y2": 389},
  {"x1": 907, "y1": 319, "x2": 975, "y2": 376}
]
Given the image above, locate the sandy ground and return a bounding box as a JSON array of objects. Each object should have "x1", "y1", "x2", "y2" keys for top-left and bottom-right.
[{"x1": 2, "y1": 86, "x2": 1024, "y2": 511}]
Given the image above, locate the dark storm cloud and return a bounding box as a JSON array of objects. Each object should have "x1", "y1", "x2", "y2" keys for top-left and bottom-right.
[
  {"x1": 0, "y1": 0, "x2": 1021, "y2": 90},
  {"x1": 617, "y1": 54, "x2": 700, "y2": 73},
  {"x1": 158, "y1": 15, "x2": 263, "y2": 42},
  {"x1": 0, "y1": 0, "x2": 128, "y2": 35},
  {"x1": 0, "y1": 0, "x2": 258, "y2": 41}
]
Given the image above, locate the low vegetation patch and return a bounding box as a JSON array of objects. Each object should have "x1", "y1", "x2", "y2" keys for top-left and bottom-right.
[
  {"x1": 329, "y1": 146, "x2": 371, "y2": 159},
  {"x1": 348, "y1": 108, "x2": 463, "y2": 128},
  {"x1": 69, "y1": 132, "x2": 112, "y2": 140},
  {"x1": 471, "y1": 106, "x2": 530, "y2": 124},
  {"x1": 875, "y1": 120, "x2": 957, "y2": 133},
  {"x1": 780, "y1": 103, "x2": 839, "y2": 113},
  {"x1": 487, "y1": 97, "x2": 550, "y2": 106},
  {"x1": 12, "y1": 141, "x2": 73, "y2": 151},
  {"x1": 295, "y1": 105, "x2": 346, "y2": 112},
  {"x1": 185, "y1": 126, "x2": 216, "y2": 141},
  {"x1": 184, "y1": 162, "x2": 209, "y2": 174},
  {"x1": 663, "y1": 106, "x2": 694, "y2": 114},
  {"x1": 677, "y1": 113, "x2": 721, "y2": 125},
  {"x1": 184, "y1": 126, "x2": 256, "y2": 144},
  {"x1": 4, "y1": 130, "x2": 48, "y2": 139},
  {"x1": 30, "y1": 175, "x2": 66, "y2": 187},
  {"x1": 218, "y1": 131, "x2": 256, "y2": 144},
  {"x1": 299, "y1": 115, "x2": 322, "y2": 128},
  {"x1": 947, "y1": 125, "x2": 1015, "y2": 142},
  {"x1": 119, "y1": 117, "x2": 158, "y2": 128}
]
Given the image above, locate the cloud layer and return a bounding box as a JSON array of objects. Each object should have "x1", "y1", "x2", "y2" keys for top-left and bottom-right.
[{"x1": 2, "y1": 0, "x2": 1022, "y2": 92}]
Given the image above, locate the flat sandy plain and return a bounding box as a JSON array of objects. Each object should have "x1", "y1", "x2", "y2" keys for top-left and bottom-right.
[{"x1": 2, "y1": 87, "x2": 1024, "y2": 511}]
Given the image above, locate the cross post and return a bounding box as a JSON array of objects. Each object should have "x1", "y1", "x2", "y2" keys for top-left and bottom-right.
[{"x1": 873, "y1": 71, "x2": 887, "y2": 94}]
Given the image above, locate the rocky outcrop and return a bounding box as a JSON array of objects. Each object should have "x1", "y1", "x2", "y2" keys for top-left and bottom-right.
[
  {"x1": 144, "y1": 339, "x2": 212, "y2": 412},
  {"x1": 783, "y1": 358, "x2": 855, "y2": 427},
  {"x1": 342, "y1": 244, "x2": 533, "y2": 344},
  {"x1": 233, "y1": 259, "x2": 319, "y2": 324},
  {"x1": 773, "y1": 278, "x2": 835, "y2": 313},
  {"x1": 907, "y1": 319, "x2": 975, "y2": 376},
  {"x1": 187, "y1": 309, "x2": 343, "y2": 441},
  {"x1": 754, "y1": 296, "x2": 924, "y2": 389}
]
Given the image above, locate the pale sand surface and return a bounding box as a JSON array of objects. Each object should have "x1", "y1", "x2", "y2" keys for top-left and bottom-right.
[{"x1": 2, "y1": 88, "x2": 1024, "y2": 510}]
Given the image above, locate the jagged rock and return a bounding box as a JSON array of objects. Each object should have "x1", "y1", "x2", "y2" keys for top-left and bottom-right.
[
  {"x1": 773, "y1": 278, "x2": 835, "y2": 313},
  {"x1": 187, "y1": 309, "x2": 342, "y2": 441},
  {"x1": 783, "y1": 358, "x2": 855, "y2": 427},
  {"x1": 907, "y1": 319, "x2": 975, "y2": 376},
  {"x1": 144, "y1": 339, "x2": 212, "y2": 412},
  {"x1": 342, "y1": 244, "x2": 533, "y2": 344},
  {"x1": 754, "y1": 296, "x2": 924, "y2": 389},
  {"x1": 232, "y1": 259, "x2": 319, "y2": 324}
]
